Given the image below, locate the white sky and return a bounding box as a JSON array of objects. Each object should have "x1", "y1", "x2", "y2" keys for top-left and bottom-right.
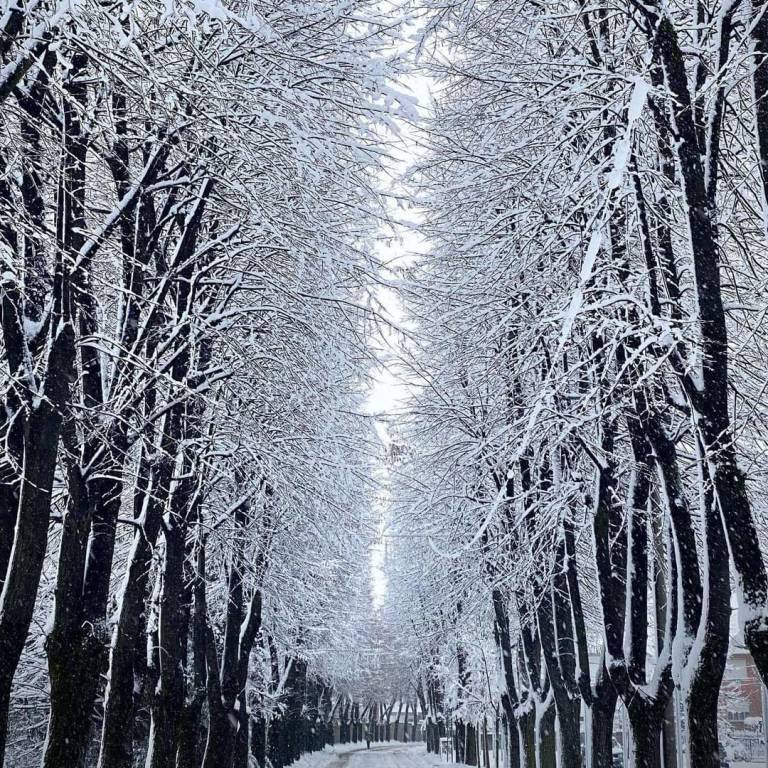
[{"x1": 366, "y1": 59, "x2": 433, "y2": 609}]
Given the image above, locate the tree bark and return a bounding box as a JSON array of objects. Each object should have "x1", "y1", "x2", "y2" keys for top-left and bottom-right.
[
  {"x1": 97, "y1": 445, "x2": 164, "y2": 768},
  {"x1": 627, "y1": 708, "x2": 662, "y2": 768},
  {"x1": 516, "y1": 705, "x2": 535, "y2": 768},
  {"x1": 491, "y1": 588, "x2": 521, "y2": 768},
  {"x1": 536, "y1": 697, "x2": 556, "y2": 768},
  {"x1": 588, "y1": 673, "x2": 618, "y2": 768},
  {"x1": 685, "y1": 449, "x2": 730, "y2": 768},
  {"x1": 536, "y1": 536, "x2": 581, "y2": 768},
  {"x1": 146, "y1": 523, "x2": 188, "y2": 768}
]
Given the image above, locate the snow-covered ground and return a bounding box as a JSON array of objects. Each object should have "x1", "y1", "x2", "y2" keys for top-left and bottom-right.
[
  {"x1": 291, "y1": 742, "x2": 456, "y2": 768},
  {"x1": 293, "y1": 745, "x2": 766, "y2": 768}
]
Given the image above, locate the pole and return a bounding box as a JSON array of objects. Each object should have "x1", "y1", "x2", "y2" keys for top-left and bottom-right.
[
  {"x1": 675, "y1": 690, "x2": 684, "y2": 768},
  {"x1": 622, "y1": 705, "x2": 629, "y2": 768},
  {"x1": 762, "y1": 683, "x2": 768, "y2": 768}
]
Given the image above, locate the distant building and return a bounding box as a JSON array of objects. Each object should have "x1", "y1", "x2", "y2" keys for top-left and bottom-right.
[{"x1": 720, "y1": 635, "x2": 763, "y2": 731}]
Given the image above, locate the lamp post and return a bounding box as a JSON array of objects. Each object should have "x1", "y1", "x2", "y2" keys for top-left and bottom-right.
[
  {"x1": 762, "y1": 683, "x2": 768, "y2": 768},
  {"x1": 675, "y1": 690, "x2": 684, "y2": 768},
  {"x1": 622, "y1": 705, "x2": 629, "y2": 768}
]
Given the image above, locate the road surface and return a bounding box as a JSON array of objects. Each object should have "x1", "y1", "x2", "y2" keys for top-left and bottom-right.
[{"x1": 311, "y1": 743, "x2": 444, "y2": 768}]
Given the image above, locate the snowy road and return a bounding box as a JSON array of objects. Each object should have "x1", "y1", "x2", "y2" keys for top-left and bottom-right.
[
  {"x1": 336, "y1": 744, "x2": 436, "y2": 768},
  {"x1": 300, "y1": 743, "x2": 446, "y2": 768}
]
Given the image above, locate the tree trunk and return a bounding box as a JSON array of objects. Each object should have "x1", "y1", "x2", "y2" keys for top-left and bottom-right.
[
  {"x1": 44, "y1": 466, "x2": 127, "y2": 765},
  {"x1": 97, "y1": 468, "x2": 163, "y2": 768},
  {"x1": 537, "y1": 698, "x2": 556, "y2": 768},
  {"x1": 251, "y1": 717, "x2": 267, "y2": 768},
  {"x1": 268, "y1": 716, "x2": 282, "y2": 768},
  {"x1": 340, "y1": 702, "x2": 349, "y2": 744},
  {"x1": 685, "y1": 457, "x2": 730, "y2": 768},
  {"x1": 653, "y1": 494, "x2": 678, "y2": 768},
  {"x1": 147, "y1": 526, "x2": 188, "y2": 768},
  {"x1": 43, "y1": 457, "x2": 99, "y2": 768},
  {"x1": 536, "y1": 537, "x2": 581, "y2": 768},
  {"x1": 177, "y1": 540, "x2": 208, "y2": 768},
  {"x1": 517, "y1": 707, "x2": 535, "y2": 768},
  {"x1": 590, "y1": 693, "x2": 618, "y2": 768},
  {"x1": 465, "y1": 722, "x2": 478, "y2": 766},
  {"x1": 0, "y1": 334, "x2": 73, "y2": 764},
  {"x1": 628, "y1": 708, "x2": 661, "y2": 768},
  {"x1": 492, "y1": 589, "x2": 521, "y2": 768},
  {"x1": 455, "y1": 719, "x2": 465, "y2": 762},
  {"x1": 233, "y1": 689, "x2": 250, "y2": 768}
]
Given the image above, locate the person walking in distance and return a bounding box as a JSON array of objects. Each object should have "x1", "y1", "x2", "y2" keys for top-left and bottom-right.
[{"x1": 366, "y1": 729, "x2": 371, "y2": 750}]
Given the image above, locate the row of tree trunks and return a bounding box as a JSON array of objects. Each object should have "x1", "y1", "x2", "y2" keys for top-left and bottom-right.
[
  {"x1": 646, "y1": 0, "x2": 768, "y2": 692},
  {"x1": 333, "y1": 698, "x2": 422, "y2": 749},
  {"x1": 41, "y1": 74, "x2": 177, "y2": 766},
  {"x1": 0, "y1": 30, "x2": 83, "y2": 762},
  {"x1": 0, "y1": 27, "x2": 225, "y2": 765},
  {"x1": 394, "y1": 2, "x2": 766, "y2": 768}
]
